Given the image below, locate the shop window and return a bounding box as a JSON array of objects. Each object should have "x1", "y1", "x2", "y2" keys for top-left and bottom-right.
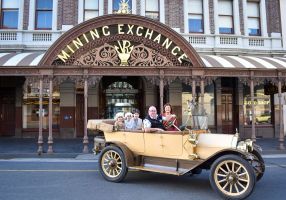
[
  {"x1": 0, "y1": 0, "x2": 19, "y2": 29},
  {"x1": 188, "y1": 0, "x2": 204, "y2": 33},
  {"x1": 22, "y1": 84, "x2": 60, "y2": 129},
  {"x1": 182, "y1": 83, "x2": 215, "y2": 127},
  {"x1": 243, "y1": 84, "x2": 272, "y2": 125},
  {"x1": 113, "y1": 0, "x2": 131, "y2": 14},
  {"x1": 35, "y1": 0, "x2": 53, "y2": 30},
  {"x1": 218, "y1": 0, "x2": 234, "y2": 34},
  {"x1": 247, "y1": 1, "x2": 261, "y2": 36},
  {"x1": 84, "y1": 0, "x2": 99, "y2": 21},
  {"x1": 145, "y1": 0, "x2": 159, "y2": 21}
]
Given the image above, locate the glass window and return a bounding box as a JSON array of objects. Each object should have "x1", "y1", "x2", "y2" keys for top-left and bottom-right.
[
  {"x1": 105, "y1": 81, "x2": 138, "y2": 119},
  {"x1": 35, "y1": 0, "x2": 53, "y2": 29},
  {"x1": 113, "y1": 0, "x2": 132, "y2": 14},
  {"x1": 0, "y1": 0, "x2": 19, "y2": 29},
  {"x1": 84, "y1": 0, "x2": 99, "y2": 21},
  {"x1": 145, "y1": 0, "x2": 159, "y2": 21},
  {"x1": 243, "y1": 84, "x2": 272, "y2": 125},
  {"x1": 218, "y1": 0, "x2": 234, "y2": 34},
  {"x1": 22, "y1": 84, "x2": 60, "y2": 129},
  {"x1": 247, "y1": 1, "x2": 261, "y2": 36},
  {"x1": 188, "y1": 0, "x2": 203, "y2": 33},
  {"x1": 182, "y1": 83, "x2": 215, "y2": 127}
]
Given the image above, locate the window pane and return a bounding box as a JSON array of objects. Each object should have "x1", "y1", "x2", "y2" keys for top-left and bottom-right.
[
  {"x1": 243, "y1": 84, "x2": 272, "y2": 125},
  {"x1": 188, "y1": 14, "x2": 203, "y2": 33},
  {"x1": 182, "y1": 83, "x2": 215, "y2": 127},
  {"x1": 23, "y1": 87, "x2": 60, "y2": 129},
  {"x1": 2, "y1": 0, "x2": 19, "y2": 8},
  {"x1": 113, "y1": 0, "x2": 132, "y2": 13},
  {"x1": 188, "y1": 0, "x2": 203, "y2": 14},
  {"x1": 37, "y1": 0, "x2": 53, "y2": 9},
  {"x1": 218, "y1": 0, "x2": 232, "y2": 15},
  {"x1": 84, "y1": 10, "x2": 99, "y2": 20},
  {"x1": 85, "y1": 0, "x2": 99, "y2": 9},
  {"x1": 36, "y1": 11, "x2": 52, "y2": 29},
  {"x1": 247, "y1": 2, "x2": 259, "y2": 17},
  {"x1": 2, "y1": 10, "x2": 18, "y2": 29},
  {"x1": 248, "y1": 17, "x2": 260, "y2": 35},
  {"x1": 219, "y1": 15, "x2": 233, "y2": 34},
  {"x1": 145, "y1": 11, "x2": 159, "y2": 20},
  {"x1": 146, "y1": 0, "x2": 159, "y2": 12}
]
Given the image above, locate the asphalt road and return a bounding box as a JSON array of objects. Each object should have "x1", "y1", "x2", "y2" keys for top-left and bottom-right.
[{"x1": 0, "y1": 157, "x2": 285, "y2": 200}]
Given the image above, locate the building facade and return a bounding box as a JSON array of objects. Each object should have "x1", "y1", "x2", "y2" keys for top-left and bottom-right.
[{"x1": 0, "y1": 0, "x2": 286, "y2": 152}]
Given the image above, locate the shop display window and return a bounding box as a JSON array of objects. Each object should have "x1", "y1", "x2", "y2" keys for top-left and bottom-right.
[{"x1": 22, "y1": 84, "x2": 60, "y2": 129}]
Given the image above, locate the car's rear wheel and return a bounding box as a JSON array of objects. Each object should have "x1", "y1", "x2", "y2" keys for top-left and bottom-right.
[
  {"x1": 210, "y1": 154, "x2": 256, "y2": 200},
  {"x1": 99, "y1": 146, "x2": 128, "y2": 182}
]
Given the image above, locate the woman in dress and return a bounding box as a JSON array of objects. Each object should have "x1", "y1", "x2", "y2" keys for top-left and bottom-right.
[{"x1": 162, "y1": 103, "x2": 178, "y2": 131}]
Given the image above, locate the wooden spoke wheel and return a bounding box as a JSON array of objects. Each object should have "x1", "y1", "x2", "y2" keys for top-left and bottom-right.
[
  {"x1": 210, "y1": 155, "x2": 256, "y2": 200},
  {"x1": 99, "y1": 146, "x2": 128, "y2": 182}
]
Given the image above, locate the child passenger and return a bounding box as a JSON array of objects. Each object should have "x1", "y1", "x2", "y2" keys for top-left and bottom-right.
[
  {"x1": 114, "y1": 113, "x2": 125, "y2": 130},
  {"x1": 124, "y1": 112, "x2": 133, "y2": 130}
]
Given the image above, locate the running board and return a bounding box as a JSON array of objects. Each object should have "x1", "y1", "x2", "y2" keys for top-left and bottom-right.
[
  {"x1": 129, "y1": 156, "x2": 204, "y2": 176},
  {"x1": 129, "y1": 165, "x2": 182, "y2": 176}
]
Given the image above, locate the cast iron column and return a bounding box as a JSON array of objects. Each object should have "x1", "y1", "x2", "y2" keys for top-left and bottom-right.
[
  {"x1": 159, "y1": 71, "x2": 164, "y2": 113},
  {"x1": 250, "y1": 76, "x2": 256, "y2": 142},
  {"x1": 278, "y1": 76, "x2": 285, "y2": 150},
  {"x1": 37, "y1": 77, "x2": 44, "y2": 154},
  {"x1": 200, "y1": 77, "x2": 205, "y2": 110},
  {"x1": 47, "y1": 77, "x2": 54, "y2": 154},
  {"x1": 192, "y1": 78, "x2": 196, "y2": 99},
  {"x1": 83, "y1": 77, "x2": 89, "y2": 153}
]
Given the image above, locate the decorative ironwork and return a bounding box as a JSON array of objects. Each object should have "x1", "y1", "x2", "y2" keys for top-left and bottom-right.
[
  {"x1": 74, "y1": 43, "x2": 120, "y2": 66},
  {"x1": 129, "y1": 44, "x2": 173, "y2": 66}
]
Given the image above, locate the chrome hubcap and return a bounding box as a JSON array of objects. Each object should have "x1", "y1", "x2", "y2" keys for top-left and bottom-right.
[{"x1": 214, "y1": 160, "x2": 250, "y2": 196}]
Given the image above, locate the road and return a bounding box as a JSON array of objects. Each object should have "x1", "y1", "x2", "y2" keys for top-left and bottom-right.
[{"x1": 0, "y1": 156, "x2": 285, "y2": 200}]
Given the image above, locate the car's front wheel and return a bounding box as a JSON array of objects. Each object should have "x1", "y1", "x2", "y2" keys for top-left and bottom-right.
[
  {"x1": 210, "y1": 154, "x2": 256, "y2": 200},
  {"x1": 99, "y1": 146, "x2": 128, "y2": 182}
]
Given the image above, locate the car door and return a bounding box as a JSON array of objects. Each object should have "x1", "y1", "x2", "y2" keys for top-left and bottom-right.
[{"x1": 143, "y1": 132, "x2": 183, "y2": 157}]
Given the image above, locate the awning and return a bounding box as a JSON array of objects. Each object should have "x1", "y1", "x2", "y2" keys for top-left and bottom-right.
[
  {"x1": 0, "y1": 52, "x2": 44, "y2": 66},
  {"x1": 0, "y1": 52, "x2": 286, "y2": 69},
  {"x1": 200, "y1": 55, "x2": 286, "y2": 69}
]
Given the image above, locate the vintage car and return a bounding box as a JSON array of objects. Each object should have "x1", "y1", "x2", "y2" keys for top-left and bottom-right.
[{"x1": 87, "y1": 119, "x2": 265, "y2": 200}]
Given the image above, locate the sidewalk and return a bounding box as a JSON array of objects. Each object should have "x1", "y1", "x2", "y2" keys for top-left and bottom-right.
[{"x1": 0, "y1": 137, "x2": 285, "y2": 159}]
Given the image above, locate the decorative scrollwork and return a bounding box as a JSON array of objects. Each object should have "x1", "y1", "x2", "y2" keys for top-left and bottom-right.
[
  {"x1": 74, "y1": 43, "x2": 120, "y2": 66},
  {"x1": 129, "y1": 44, "x2": 173, "y2": 66}
]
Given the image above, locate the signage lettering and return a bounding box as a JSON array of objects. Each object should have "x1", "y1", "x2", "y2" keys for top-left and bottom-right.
[{"x1": 57, "y1": 24, "x2": 189, "y2": 64}]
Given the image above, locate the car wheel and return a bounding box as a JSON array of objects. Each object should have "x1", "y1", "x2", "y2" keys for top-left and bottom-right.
[
  {"x1": 210, "y1": 154, "x2": 256, "y2": 200},
  {"x1": 99, "y1": 146, "x2": 128, "y2": 182}
]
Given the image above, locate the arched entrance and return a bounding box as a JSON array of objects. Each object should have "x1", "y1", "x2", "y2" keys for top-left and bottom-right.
[{"x1": 99, "y1": 76, "x2": 144, "y2": 119}]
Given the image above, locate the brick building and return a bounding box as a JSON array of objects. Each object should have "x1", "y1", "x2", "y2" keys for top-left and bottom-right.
[{"x1": 0, "y1": 0, "x2": 286, "y2": 152}]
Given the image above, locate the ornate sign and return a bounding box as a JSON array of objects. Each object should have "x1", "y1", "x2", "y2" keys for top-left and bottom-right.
[{"x1": 56, "y1": 24, "x2": 191, "y2": 66}]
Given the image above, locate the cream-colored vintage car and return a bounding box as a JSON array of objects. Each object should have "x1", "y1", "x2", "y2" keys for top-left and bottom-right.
[{"x1": 88, "y1": 119, "x2": 264, "y2": 200}]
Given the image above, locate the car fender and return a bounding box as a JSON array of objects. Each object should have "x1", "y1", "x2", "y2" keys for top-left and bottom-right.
[
  {"x1": 194, "y1": 148, "x2": 252, "y2": 171},
  {"x1": 106, "y1": 141, "x2": 135, "y2": 167}
]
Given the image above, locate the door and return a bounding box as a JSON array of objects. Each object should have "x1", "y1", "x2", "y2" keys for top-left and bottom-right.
[
  {"x1": 0, "y1": 88, "x2": 15, "y2": 137},
  {"x1": 76, "y1": 93, "x2": 84, "y2": 137},
  {"x1": 221, "y1": 94, "x2": 233, "y2": 134}
]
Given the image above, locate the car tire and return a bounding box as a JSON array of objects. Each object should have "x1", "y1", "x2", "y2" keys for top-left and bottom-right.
[
  {"x1": 99, "y1": 145, "x2": 128, "y2": 182},
  {"x1": 209, "y1": 154, "x2": 256, "y2": 200}
]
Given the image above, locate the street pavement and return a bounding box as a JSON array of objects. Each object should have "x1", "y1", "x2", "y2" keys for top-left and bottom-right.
[
  {"x1": 0, "y1": 137, "x2": 286, "y2": 200},
  {"x1": 0, "y1": 156, "x2": 285, "y2": 200}
]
